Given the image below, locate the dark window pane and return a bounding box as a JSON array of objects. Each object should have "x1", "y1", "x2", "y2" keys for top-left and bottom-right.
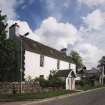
[
  {"x1": 57, "y1": 60, "x2": 60, "y2": 69},
  {"x1": 40, "y1": 55, "x2": 44, "y2": 67}
]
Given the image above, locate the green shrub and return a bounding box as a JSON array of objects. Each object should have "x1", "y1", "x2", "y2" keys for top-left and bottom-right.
[
  {"x1": 34, "y1": 76, "x2": 65, "y2": 88},
  {"x1": 34, "y1": 77, "x2": 48, "y2": 88},
  {"x1": 48, "y1": 77, "x2": 65, "y2": 88}
]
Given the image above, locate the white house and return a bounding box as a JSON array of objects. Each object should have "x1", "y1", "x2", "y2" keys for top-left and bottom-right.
[{"x1": 9, "y1": 23, "x2": 76, "y2": 90}]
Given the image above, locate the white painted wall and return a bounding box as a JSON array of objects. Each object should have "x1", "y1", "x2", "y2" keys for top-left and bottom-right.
[
  {"x1": 25, "y1": 51, "x2": 40, "y2": 79},
  {"x1": 70, "y1": 63, "x2": 76, "y2": 74},
  {"x1": 25, "y1": 51, "x2": 73, "y2": 79},
  {"x1": 60, "y1": 60, "x2": 69, "y2": 70},
  {"x1": 66, "y1": 77, "x2": 75, "y2": 90},
  {"x1": 39, "y1": 56, "x2": 57, "y2": 79}
]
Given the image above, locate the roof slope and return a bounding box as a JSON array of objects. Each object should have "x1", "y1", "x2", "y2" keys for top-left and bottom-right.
[{"x1": 21, "y1": 36, "x2": 71, "y2": 62}]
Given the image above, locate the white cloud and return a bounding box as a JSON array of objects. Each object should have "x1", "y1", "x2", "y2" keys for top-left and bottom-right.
[
  {"x1": 74, "y1": 43, "x2": 104, "y2": 68},
  {"x1": 78, "y1": 0, "x2": 105, "y2": 7},
  {"x1": 80, "y1": 9, "x2": 105, "y2": 50},
  {"x1": 8, "y1": 20, "x2": 40, "y2": 41},
  {"x1": 45, "y1": 0, "x2": 71, "y2": 19},
  {"x1": 34, "y1": 17, "x2": 79, "y2": 49},
  {"x1": 0, "y1": 0, "x2": 17, "y2": 19},
  {"x1": 82, "y1": 9, "x2": 105, "y2": 30},
  {"x1": 8, "y1": 17, "x2": 80, "y2": 57},
  {"x1": 76, "y1": 9, "x2": 105, "y2": 68}
]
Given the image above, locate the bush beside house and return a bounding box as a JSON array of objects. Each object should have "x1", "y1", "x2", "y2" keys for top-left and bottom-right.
[{"x1": 34, "y1": 75, "x2": 65, "y2": 90}]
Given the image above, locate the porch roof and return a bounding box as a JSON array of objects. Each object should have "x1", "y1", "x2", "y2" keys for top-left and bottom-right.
[{"x1": 55, "y1": 69, "x2": 76, "y2": 77}]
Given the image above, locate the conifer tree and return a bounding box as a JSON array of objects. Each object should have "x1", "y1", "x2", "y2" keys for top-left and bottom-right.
[{"x1": 0, "y1": 11, "x2": 21, "y2": 81}]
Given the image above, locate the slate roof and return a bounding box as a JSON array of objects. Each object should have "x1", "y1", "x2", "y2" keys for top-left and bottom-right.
[
  {"x1": 56, "y1": 70, "x2": 71, "y2": 77},
  {"x1": 55, "y1": 69, "x2": 72, "y2": 77},
  {"x1": 84, "y1": 69, "x2": 100, "y2": 77},
  {"x1": 20, "y1": 36, "x2": 71, "y2": 62},
  {"x1": 85, "y1": 68, "x2": 100, "y2": 74},
  {"x1": 85, "y1": 70, "x2": 99, "y2": 74}
]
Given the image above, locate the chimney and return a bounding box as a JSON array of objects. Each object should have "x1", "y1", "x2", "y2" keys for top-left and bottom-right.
[
  {"x1": 60, "y1": 48, "x2": 67, "y2": 55},
  {"x1": 9, "y1": 23, "x2": 20, "y2": 39}
]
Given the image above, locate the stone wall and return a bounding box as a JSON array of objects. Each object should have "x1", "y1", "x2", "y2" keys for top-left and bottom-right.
[{"x1": 0, "y1": 82, "x2": 41, "y2": 94}]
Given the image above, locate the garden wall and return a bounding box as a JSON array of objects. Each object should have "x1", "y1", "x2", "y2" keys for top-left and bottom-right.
[{"x1": 0, "y1": 82, "x2": 41, "y2": 94}]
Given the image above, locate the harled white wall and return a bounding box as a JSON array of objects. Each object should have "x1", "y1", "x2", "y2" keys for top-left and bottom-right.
[
  {"x1": 24, "y1": 51, "x2": 76, "y2": 79},
  {"x1": 60, "y1": 60, "x2": 69, "y2": 70},
  {"x1": 25, "y1": 51, "x2": 40, "y2": 79},
  {"x1": 70, "y1": 63, "x2": 76, "y2": 74},
  {"x1": 25, "y1": 51, "x2": 58, "y2": 79},
  {"x1": 66, "y1": 77, "x2": 75, "y2": 90}
]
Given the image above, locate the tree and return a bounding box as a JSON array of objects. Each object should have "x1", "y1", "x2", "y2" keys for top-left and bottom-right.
[
  {"x1": 69, "y1": 51, "x2": 83, "y2": 73},
  {"x1": 0, "y1": 11, "x2": 7, "y2": 43},
  {"x1": 99, "y1": 56, "x2": 105, "y2": 65},
  {"x1": 0, "y1": 11, "x2": 21, "y2": 81},
  {"x1": 97, "y1": 56, "x2": 105, "y2": 84},
  {"x1": 98, "y1": 56, "x2": 105, "y2": 72}
]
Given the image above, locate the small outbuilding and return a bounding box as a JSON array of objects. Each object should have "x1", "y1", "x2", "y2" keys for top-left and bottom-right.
[{"x1": 56, "y1": 69, "x2": 76, "y2": 90}]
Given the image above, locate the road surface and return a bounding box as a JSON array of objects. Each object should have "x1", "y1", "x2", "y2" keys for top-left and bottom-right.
[{"x1": 0, "y1": 88, "x2": 105, "y2": 105}]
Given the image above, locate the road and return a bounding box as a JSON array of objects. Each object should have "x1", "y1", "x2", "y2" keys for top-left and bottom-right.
[{"x1": 0, "y1": 88, "x2": 105, "y2": 105}]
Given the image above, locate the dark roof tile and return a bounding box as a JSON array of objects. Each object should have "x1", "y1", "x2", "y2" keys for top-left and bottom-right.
[
  {"x1": 21, "y1": 36, "x2": 71, "y2": 62},
  {"x1": 56, "y1": 69, "x2": 72, "y2": 77}
]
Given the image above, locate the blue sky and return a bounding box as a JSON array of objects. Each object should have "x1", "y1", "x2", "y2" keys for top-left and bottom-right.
[
  {"x1": 0, "y1": 0, "x2": 105, "y2": 68},
  {"x1": 16, "y1": 0, "x2": 91, "y2": 30},
  {"x1": 16, "y1": 0, "x2": 48, "y2": 30}
]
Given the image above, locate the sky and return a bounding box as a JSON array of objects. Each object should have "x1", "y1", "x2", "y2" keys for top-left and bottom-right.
[{"x1": 0, "y1": 0, "x2": 105, "y2": 69}]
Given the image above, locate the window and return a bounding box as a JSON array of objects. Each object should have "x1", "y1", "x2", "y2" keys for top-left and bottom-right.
[
  {"x1": 57, "y1": 60, "x2": 60, "y2": 69},
  {"x1": 69, "y1": 63, "x2": 71, "y2": 69},
  {"x1": 40, "y1": 55, "x2": 44, "y2": 67},
  {"x1": 40, "y1": 75, "x2": 44, "y2": 79}
]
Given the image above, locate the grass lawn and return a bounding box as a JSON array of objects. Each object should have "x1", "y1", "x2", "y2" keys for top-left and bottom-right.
[
  {"x1": 0, "y1": 90, "x2": 77, "y2": 101},
  {"x1": 76, "y1": 85, "x2": 104, "y2": 91}
]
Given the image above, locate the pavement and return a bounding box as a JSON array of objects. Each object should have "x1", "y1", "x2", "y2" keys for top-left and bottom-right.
[{"x1": 0, "y1": 87, "x2": 105, "y2": 105}]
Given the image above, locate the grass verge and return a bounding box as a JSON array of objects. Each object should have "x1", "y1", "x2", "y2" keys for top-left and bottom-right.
[
  {"x1": 76, "y1": 85, "x2": 105, "y2": 91},
  {"x1": 0, "y1": 90, "x2": 77, "y2": 102}
]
